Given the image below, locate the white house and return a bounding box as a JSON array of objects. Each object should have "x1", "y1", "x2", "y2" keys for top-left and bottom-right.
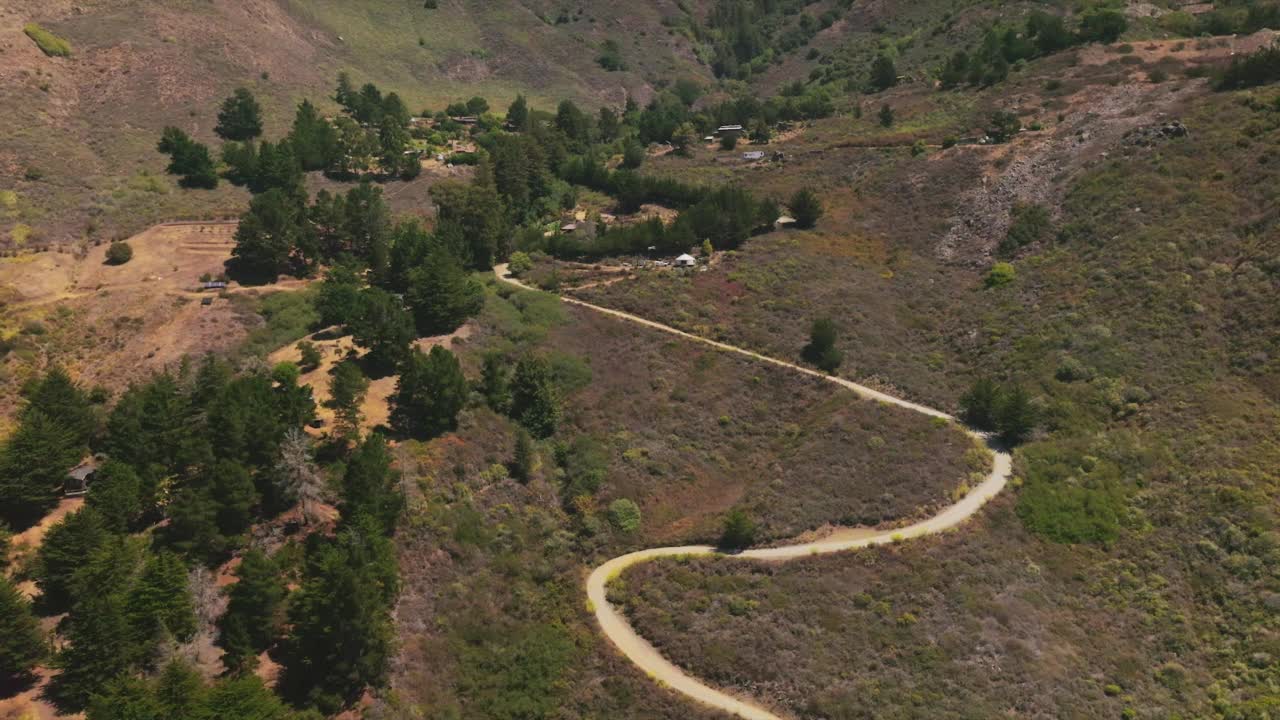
[{"x1": 675, "y1": 254, "x2": 697, "y2": 268}]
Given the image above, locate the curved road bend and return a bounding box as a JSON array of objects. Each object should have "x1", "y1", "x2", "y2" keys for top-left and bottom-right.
[{"x1": 493, "y1": 265, "x2": 1014, "y2": 720}]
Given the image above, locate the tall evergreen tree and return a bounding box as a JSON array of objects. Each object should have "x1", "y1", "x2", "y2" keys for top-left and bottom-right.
[
  {"x1": 85, "y1": 460, "x2": 143, "y2": 533},
  {"x1": 230, "y1": 188, "x2": 310, "y2": 279},
  {"x1": 996, "y1": 385, "x2": 1038, "y2": 445},
  {"x1": 0, "y1": 409, "x2": 81, "y2": 528},
  {"x1": 215, "y1": 87, "x2": 264, "y2": 141},
  {"x1": 507, "y1": 94, "x2": 530, "y2": 131},
  {"x1": 0, "y1": 574, "x2": 45, "y2": 684},
  {"x1": 157, "y1": 127, "x2": 218, "y2": 189},
  {"x1": 23, "y1": 365, "x2": 96, "y2": 446},
  {"x1": 339, "y1": 435, "x2": 402, "y2": 533},
  {"x1": 959, "y1": 377, "x2": 1001, "y2": 431},
  {"x1": 289, "y1": 100, "x2": 339, "y2": 172},
  {"x1": 47, "y1": 538, "x2": 146, "y2": 712},
  {"x1": 280, "y1": 514, "x2": 398, "y2": 713},
  {"x1": 788, "y1": 187, "x2": 824, "y2": 229},
  {"x1": 511, "y1": 356, "x2": 561, "y2": 438},
  {"x1": 126, "y1": 551, "x2": 197, "y2": 652},
  {"x1": 870, "y1": 53, "x2": 898, "y2": 91},
  {"x1": 351, "y1": 287, "x2": 415, "y2": 373},
  {"x1": 217, "y1": 548, "x2": 285, "y2": 674},
  {"x1": 390, "y1": 346, "x2": 468, "y2": 439},
  {"x1": 36, "y1": 507, "x2": 110, "y2": 612},
  {"x1": 328, "y1": 360, "x2": 369, "y2": 443},
  {"x1": 405, "y1": 247, "x2": 483, "y2": 336}
]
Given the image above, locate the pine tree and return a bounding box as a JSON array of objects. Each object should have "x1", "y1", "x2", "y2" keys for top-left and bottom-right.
[
  {"x1": 801, "y1": 317, "x2": 843, "y2": 373},
  {"x1": 511, "y1": 356, "x2": 561, "y2": 439},
  {"x1": 86, "y1": 676, "x2": 164, "y2": 720},
  {"x1": 289, "y1": 100, "x2": 339, "y2": 172},
  {"x1": 479, "y1": 353, "x2": 512, "y2": 413},
  {"x1": 511, "y1": 429, "x2": 535, "y2": 483},
  {"x1": 0, "y1": 408, "x2": 81, "y2": 528},
  {"x1": 85, "y1": 460, "x2": 143, "y2": 533},
  {"x1": 959, "y1": 377, "x2": 1001, "y2": 431},
  {"x1": 215, "y1": 88, "x2": 264, "y2": 141},
  {"x1": 0, "y1": 573, "x2": 45, "y2": 683},
  {"x1": 328, "y1": 360, "x2": 369, "y2": 443},
  {"x1": 210, "y1": 460, "x2": 259, "y2": 539},
  {"x1": 350, "y1": 287, "x2": 415, "y2": 374},
  {"x1": 48, "y1": 538, "x2": 146, "y2": 712},
  {"x1": 339, "y1": 434, "x2": 402, "y2": 534},
  {"x1": 203, "y1": 675, "x2": 296, "y2": 720},
  {"x1": 280, "y1": 515, "x2": 398, "y2": 713},
  {"x1": 127, "y1": 551, "x2": 197, "y2": 650},
  {"x1": 996, "y1": 385, "x2": 1037, "y2": 445},
  {"x1": 720, "y1": 508, "x2": 757, "y2": 549},
  {"x1": 217, "y1": 548, "x2": 285, "y2": 674},
  {"x1": 230, "y1": 188, "x2": 310, "y2": 280},
  {"x1": 405, "y1": 247, "x2": 483, "y2": 336},
  {"x1": 36, "y1": 507, "x2": 109, "y2": 613},
  {"x1": 275, "y1": 429, "x2": 326, "y2": 525},
  {"x1": 507, "y1": 94, "x2": 530, "y2": 131},
  {"x1": 870, "y1": 53, "x2": 898, "y2": 91},
  {"x1": 154, "y1": 659, "x2": 205, "y2": 717},
  {"x1": 788, "y1": 187, "x2": 824, "y2": 230},
  {"x1": 390, "y1": 346, "x2": 468, "y2": 439},
  {"x1": 23, "y1": 365, "x2": 96, "y2": 446}
]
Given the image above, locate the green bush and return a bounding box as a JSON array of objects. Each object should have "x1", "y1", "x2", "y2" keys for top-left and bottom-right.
[
  {"x1": 105, "y1": 241, "x2": 133, "y2": 265},
  {"x1": 985, "y1": 262, "x2": 1016, "y2": 288},
  {"x1": 999, "y1": 203, "x2": 1052, "y2": 257},
  {"x1": 508, "y1": 251, "x2": 533, "y2": 276},
  {"x1": 24, "y1": 24, "x2": 72, "y2": 57},
  {"x1": 607, "y1": 499, "x2": 642, "y2": 533}
]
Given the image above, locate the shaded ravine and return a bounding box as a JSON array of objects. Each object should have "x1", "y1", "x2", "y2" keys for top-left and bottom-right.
[{"x1": 494, "y1": 265, "x2": 1014, "y2": 720}]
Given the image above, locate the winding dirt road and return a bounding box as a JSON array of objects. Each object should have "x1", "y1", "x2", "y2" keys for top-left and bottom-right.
[{"x1": 494, "y1": 265, "x2": 1014, "y2": 720}]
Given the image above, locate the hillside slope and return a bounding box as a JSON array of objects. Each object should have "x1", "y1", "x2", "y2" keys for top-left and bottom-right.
[{"x1": 0, "y1": 0, "x2": 709, "y2": 246}]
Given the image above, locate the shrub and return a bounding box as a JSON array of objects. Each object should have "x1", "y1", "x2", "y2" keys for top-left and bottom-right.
[
  {"x1": 297, "y1": 340, "x2": 322, "y2": 370},
  {"x1": 508, "y1": 251, "x2": 533, "y2": 276},
  {"x1": 999, "y1": 203, "x2": 1052, "y2": 257},
  {"x1": 607, "y1": 499, "x2": 642, "y2": 533},
  {"x1": 105, "y1": 241, "x2": 133, "y2": 265},
  {"x1": 23, "y1": 24, "x2": 72, "y2": 57},
  {"x1": 720, "y1": 134, "x2": 738, "y2": 151},
  {"x1": 985, "y1": 262, "x2": 1016, "y2": 287},
  {"x1": 911, "y1": 140, "x2": 927, "y2": 157}
]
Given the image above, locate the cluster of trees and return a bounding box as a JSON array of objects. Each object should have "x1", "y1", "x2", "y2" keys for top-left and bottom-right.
[
  {"x1": 1215, "y1": 41, "x2": 1280, "y2": 90},
  {"x1": 959, "y1": 378, "x2": 1038, "y2": 445},
  {"x1": 478, "y1": 353, "x2": 562, "y2": 439},
  {"x1": 3, "y1": 356, "x2": 406, "y2": 714},
  {"x1": 701, "y1": 0, "x2": 849, "y2": 80},
  {"x1": 940, "y1": 9, "x2": 1127, "y2": 89},
  {"x1": 157, "y1": 127, "x2": 218, "y2": 189},
  {"x1": 531, "y1": 185, "x2": 779, "y2": 260},
  {"x1": 1166, "y1": 2, "x2": 1280, "y2": 37}
]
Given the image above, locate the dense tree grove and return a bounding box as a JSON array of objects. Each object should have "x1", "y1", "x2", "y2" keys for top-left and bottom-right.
[
  {"x1": 2, "y1": 348, "x2": 404, "y2": 714},
  {"x1": 940, "y1": 10, "x2": 1128, "y2": 90}
]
